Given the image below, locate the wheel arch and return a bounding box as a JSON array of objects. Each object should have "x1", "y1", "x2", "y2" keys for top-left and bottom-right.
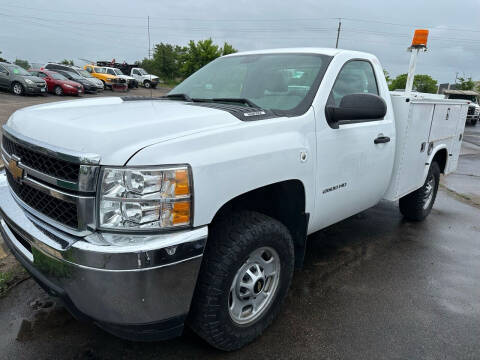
[
  {"x1": 431, "y1": 147, "x2": 448, "y2": 174},
  {"x1": 210, "y1": 179, "x2": 309, "y2": 268}
]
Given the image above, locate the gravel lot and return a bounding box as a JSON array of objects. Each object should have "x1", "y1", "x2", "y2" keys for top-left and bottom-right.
[{"x1": 0, "y1": 91, "x2": 479, "y2": 360}]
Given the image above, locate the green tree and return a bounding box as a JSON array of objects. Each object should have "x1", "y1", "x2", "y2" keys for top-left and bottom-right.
[
  {"x1": 456, "y1": 76, "x2": 474, "y2": 91},
  {"x1": 221, "y1": 42, "x2": 237, "y2": 56},
  {"x1": 181, "y1": 39, "x2": 222, "y2": 78},
  {"x1": 13, "y1": 58, "x2": 30, "y2": 70},
  {"x1": 0, "y1": 51, "x2": 7, "y2": 62},
  {"x1": 60, "y1": 59, "x2": 74, "y2": 65},
  {"x1": 144, "y1": 43, "x2": 187, "y2": 80},
  {"x1": 389, "y1": 73, "x2": 438, "y2": 93}
]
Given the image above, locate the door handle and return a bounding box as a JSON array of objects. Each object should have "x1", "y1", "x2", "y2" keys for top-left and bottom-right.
[{"x1": 374, "y1": 135, "x2": 390, "y2": 144}]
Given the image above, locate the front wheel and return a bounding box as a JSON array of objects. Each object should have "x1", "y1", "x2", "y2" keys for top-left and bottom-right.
[
  {"x1": 54, "y1": 86, "x2": 63, "y2": 96},
  {"x1": 399, "y1": 162, "x2": 440, "y2": 221},
  {"x1": 189, "y1": 211, "x2": 294, "y2": 351},
  {"x1": 11, "y1": 82, "x2": 24, "y2": 95},
  {"x1": 143, "y1": 80, "x2": 151, "y2": 88}
]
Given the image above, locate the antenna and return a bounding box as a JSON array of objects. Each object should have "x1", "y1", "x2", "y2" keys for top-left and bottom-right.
[
  {"x1": 335, "y1": 18, "x2": 341, "y2": 48},
  {"x1": 148, "y1": 15, "x2": 152, "y2": 98}
]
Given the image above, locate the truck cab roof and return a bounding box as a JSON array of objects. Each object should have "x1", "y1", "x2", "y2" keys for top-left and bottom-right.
[{"x1": 225, "y1": 47, "x2": 366, "y2": 58}]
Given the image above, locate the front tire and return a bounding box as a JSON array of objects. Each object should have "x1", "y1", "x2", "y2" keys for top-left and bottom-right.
[
  {"x1": 54, "y1": 86, "x2": 63, "y2": 96},
  {"x1": 11, "y1": 82, "x2": 24, "y2": 96},
  {"x1": 189, "y1": 211, "x2": 294, "y2": 351},
  {"x1": 399, "y1": 162, "x2": 440, "y2": 221},
  {"x1": 144, "y1": 80, "x2": 151, "y2": 88}
]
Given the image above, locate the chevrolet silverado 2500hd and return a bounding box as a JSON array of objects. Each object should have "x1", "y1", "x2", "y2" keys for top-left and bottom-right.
[{"x1": 0, "y1": 48, "x2": 467, "y2": 351}]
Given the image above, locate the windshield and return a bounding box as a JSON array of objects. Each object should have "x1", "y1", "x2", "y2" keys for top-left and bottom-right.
[
  {"x1": 66, "y1": 72, "x2": 82, "y2": 80},
  {"x1": 448, "y1": 94, "x2": 478, "y2": 103},
  {"x1": 138, "y1": 68, "x2": 148, "y2": 75},
  {"x1": 113, "y1": 68, "x2": 124, "y2": 75},
  {"x1": 170, "y1": 53, "x2": 330, "y2": 112},
  {"x1": 78, "y1": 69, "x2": 93, "y2": 78},
  {"x1": 50, "y1": 72, "x2": 67, "y2": 80},
  {"x1": 5, "y1": 64, "x2": 31, "y2": 76}
]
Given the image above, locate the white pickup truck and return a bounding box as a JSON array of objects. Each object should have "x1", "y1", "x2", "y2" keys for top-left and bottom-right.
[
  {"x1": 129, "y1": 67, "x2": 159, "y2": 88},
  {"x1": 0, "y1": 48, "x2": 467, "y2": 351}
]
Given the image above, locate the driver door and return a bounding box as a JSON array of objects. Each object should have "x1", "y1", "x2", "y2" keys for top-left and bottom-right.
[{"x1": 314, "y1": 60, "x2": 395, "y2": 229}]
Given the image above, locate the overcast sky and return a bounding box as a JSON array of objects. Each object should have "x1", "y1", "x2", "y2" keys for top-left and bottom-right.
[{"x1": 0, "y1": 0, "x2": 479, "y2": 83}]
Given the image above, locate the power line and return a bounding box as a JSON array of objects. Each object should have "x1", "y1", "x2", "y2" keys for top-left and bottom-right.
[{"x1": 3, "y1": 2, "x2": 480, "y2": 34}]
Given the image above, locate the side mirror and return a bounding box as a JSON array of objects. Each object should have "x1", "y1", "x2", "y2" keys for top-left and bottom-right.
[{"x1": 325, "y1": 93, "x2": 387, "y2": 129}]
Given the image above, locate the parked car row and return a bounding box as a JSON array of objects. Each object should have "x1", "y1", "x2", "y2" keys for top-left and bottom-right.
[{"x1": 0, "y1": 60, "x2": 161, "y2": 97}]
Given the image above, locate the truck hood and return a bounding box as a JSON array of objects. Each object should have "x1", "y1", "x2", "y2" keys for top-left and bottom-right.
[{"x1": 6, "y1": 97, "x2": 241, "y2": 165}]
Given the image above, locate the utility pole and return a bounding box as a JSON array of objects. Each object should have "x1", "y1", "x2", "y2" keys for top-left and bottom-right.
[
  {"x1": 147, "y1": 16, "x2": 151, "y2": 59},
  {"x1": 335, "y1": 18, "x2": 342, "y2": 49}
]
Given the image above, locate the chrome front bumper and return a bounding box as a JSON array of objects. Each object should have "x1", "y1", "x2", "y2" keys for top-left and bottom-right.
[{"x1": 0, "y1": 172, "x2": 207, "y2": 339}]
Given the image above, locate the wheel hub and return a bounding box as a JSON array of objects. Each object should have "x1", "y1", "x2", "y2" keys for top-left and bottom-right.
[{"x1": 229, "y1": 247, "x2": 280, "y2": 325}]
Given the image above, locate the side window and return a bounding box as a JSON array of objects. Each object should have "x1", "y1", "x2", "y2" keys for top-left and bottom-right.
[
  {"x1": 328, "y1": 60, "x2": 378, "y2": 107},
  {"x1": 86, "y1": 66, "x2": 92, "y2": 73},
  {"x1": 133, "y1": 69, "x2": 140, "y2": 75},
  {"x1": 107, "y1": 69, "x2": 115, "y2": 75},
  {"x1": 0, "y1": 65, "x2": 8, "y2": 74}
]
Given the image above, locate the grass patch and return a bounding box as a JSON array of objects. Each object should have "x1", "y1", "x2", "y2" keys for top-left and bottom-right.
[{"x1": 0, "y1": 271, "x2": 14, "y2": 294}]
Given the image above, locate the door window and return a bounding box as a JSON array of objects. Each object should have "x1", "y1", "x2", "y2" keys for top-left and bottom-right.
[
  {"x1": 328, "y1": 60, "x2": 378, "y2": 107},
  {"x1": 133, "y1": 69, "x2": 140, "y2": 75},
  {"x1": 107, "y1": 69, "x2": 115, "y2": 75}
]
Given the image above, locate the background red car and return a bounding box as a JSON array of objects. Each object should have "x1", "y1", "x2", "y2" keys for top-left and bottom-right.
[{"x1": 28, "y1": 69, "x2": 83, "y2": 96}]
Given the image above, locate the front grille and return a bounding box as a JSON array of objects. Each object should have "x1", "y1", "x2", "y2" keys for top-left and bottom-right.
[
  {"x1": 2, "y1": 136, "x2": 80, "y2": 182},
  {"x1": 468, "y1": 107, "x2": 475, "y2": 115},
  {"x1": 6, "y1": 171, "x2": 78, "y2": 228}
]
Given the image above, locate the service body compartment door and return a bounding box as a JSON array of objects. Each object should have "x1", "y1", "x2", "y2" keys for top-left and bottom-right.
[
  {"x1": 383, "y1": 97, "x2": 433, "y2": 200},
  {"x1": 429, "y1": 104, "x2": 467, "y2": 174}
]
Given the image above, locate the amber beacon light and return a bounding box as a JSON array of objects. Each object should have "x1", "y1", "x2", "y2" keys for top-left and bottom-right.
[{"x1": 411, "y1": 29, "x2": 429, "y2": 48}]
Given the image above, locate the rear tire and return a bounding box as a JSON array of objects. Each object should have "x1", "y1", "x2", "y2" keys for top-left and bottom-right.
[
  {"x1": 399, "y1": 162, "x2": 440, "y2": 221},
  {"x1": 189, "y1": 211, "x2": 294, "y2": 351},
  {"x1": 11, "y1": 82, "x2": 24, "y2": 96},
  {"x1": 472, "y1": 119, "x2": 478, "y2": 126}
]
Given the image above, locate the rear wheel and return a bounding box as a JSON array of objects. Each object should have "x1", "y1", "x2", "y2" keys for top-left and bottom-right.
[
  {"x1": 54, "y1": 86, "x2": 63, "y2": 96},
  {"x1": 189, "y1": 211, "x2": 294, "y2": 351},
  {"x1": 399, "y1": 162, "x2": 440, "y2": 221},
  {"x1": 11, "y1": 82, "x2": 24, "y2": 96},
  {"x1": 472, "y1": 119, "x2": 478, "y2": 126}
]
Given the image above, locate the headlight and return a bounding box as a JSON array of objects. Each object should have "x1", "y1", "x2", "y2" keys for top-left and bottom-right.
[
  {"x1": 64, "y1": 84, "x2": 74, "y2": 89},
  {"x1": 105, "y1": 78, "x2": 113, "y2": 83},
  {"x1": 98, "y1": 166, "x2": 191, "y2": 231},
  {"x1": 25, "y1": 79, "x2": 34, "y2": 85}
]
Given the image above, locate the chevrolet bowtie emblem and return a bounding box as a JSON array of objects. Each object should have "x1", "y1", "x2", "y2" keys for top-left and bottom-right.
[{"x1": 8, "y1": 157, "x2": 24, "y2": 182}]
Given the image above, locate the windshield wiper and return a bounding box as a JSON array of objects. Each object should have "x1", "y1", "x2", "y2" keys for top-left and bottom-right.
[
  {"x1": 192, "y1": 97, "x2": 260, "y2": 109},
  {"x1": 164, "y1": 93, "x2": 192, "y2": 101}
]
